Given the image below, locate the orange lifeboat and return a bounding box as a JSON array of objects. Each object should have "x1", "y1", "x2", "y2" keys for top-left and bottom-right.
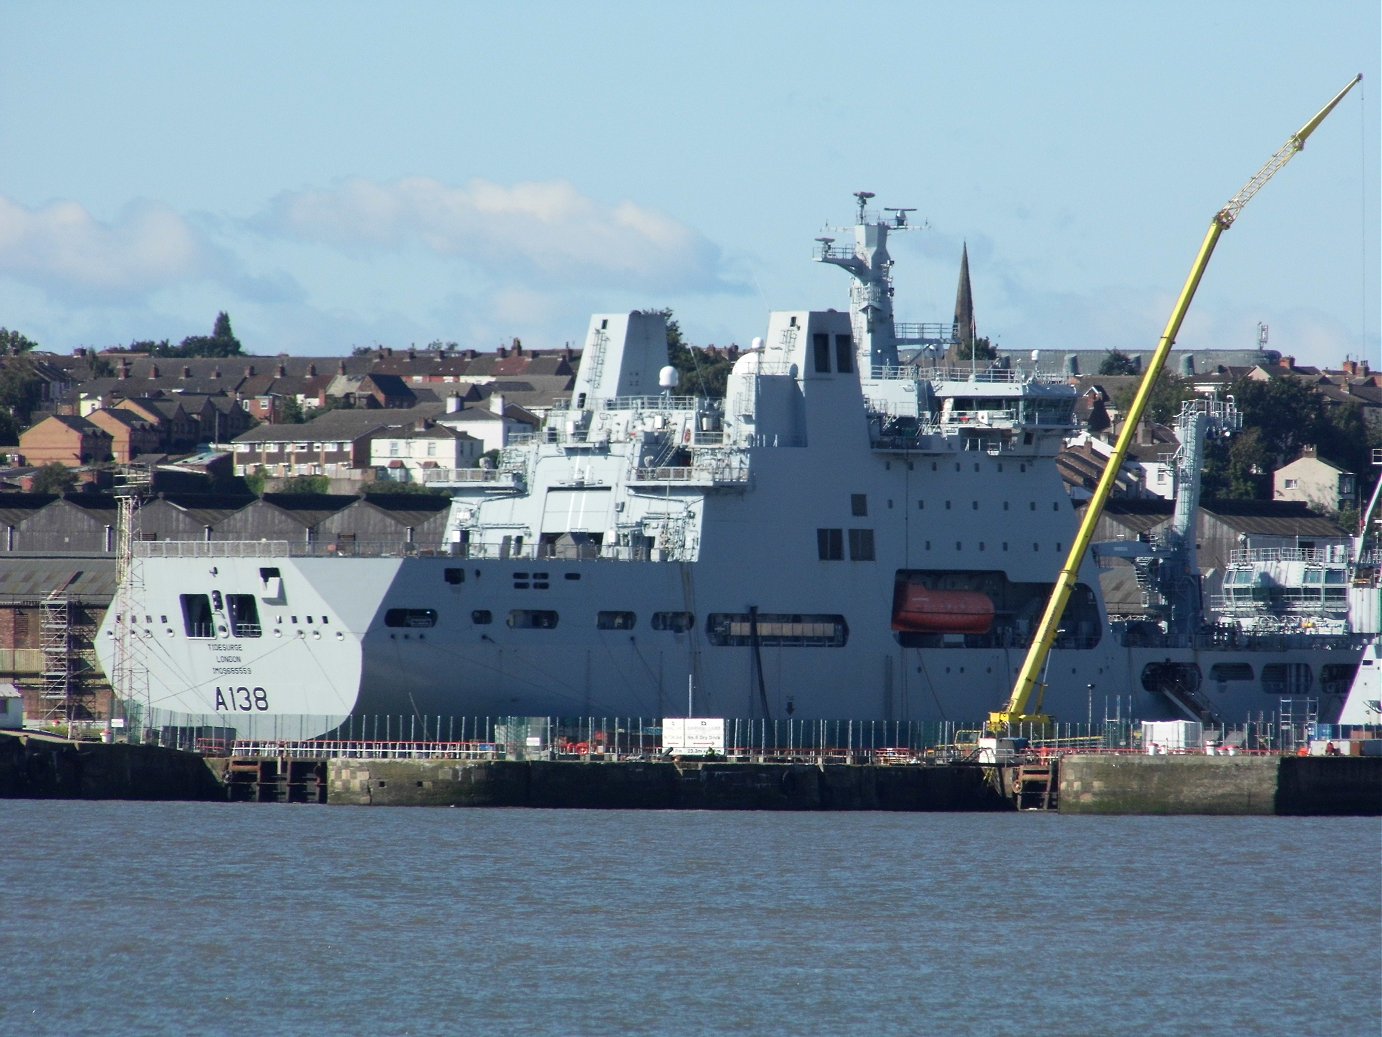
[{"x1": 891, "y1": 581, "x2": 994, "y2": 634}]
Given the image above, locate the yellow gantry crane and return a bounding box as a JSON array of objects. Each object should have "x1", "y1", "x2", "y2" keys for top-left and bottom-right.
[{"x1": 989, "y1": 73, "x2": 1364, "y2": 735}]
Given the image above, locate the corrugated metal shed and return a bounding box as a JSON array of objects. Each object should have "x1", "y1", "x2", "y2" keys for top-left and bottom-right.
[{"x1": 0, "y1": 556, "x2": 117, "y2": 604}]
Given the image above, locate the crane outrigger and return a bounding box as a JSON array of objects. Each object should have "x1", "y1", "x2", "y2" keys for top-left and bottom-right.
[{"x1": 989, "y1": 73, "x2": 1364, "y2": 734}]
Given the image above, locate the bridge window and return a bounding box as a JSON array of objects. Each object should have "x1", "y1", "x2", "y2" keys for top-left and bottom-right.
[
  {"x1": 180, "y1": 594, "x2": 214, "y2": 639},
  {"x1": 226, "y1": 594, "x2": 262, "y2": 638}
]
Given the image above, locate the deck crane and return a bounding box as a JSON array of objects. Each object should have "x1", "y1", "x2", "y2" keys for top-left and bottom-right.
[{"x1": 988, "y1": 73, "x2": 1364, "y2": 735}]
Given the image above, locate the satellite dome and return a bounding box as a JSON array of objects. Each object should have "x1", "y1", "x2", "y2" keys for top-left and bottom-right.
[{"x1": 659, "y1": 366, "x2": 680, "y2": 389}]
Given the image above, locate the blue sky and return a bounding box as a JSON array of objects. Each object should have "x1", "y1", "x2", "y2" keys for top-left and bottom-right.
[{"x1": 1, "y1": 1, "x2": 1377, "y2": 367}]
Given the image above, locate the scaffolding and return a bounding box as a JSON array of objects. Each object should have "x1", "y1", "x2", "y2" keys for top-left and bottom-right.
[
  {"x1": 38, "y1": 590, "x2": 72, "y2": 729},
  {"x1": 106, "y1": 465, "x2": 152, "y2": 741}
]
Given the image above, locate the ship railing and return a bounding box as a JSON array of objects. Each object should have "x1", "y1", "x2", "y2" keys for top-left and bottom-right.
[
  {"x1": 230, "y1": 739, "x2": 504, "y2": 761},
  {"x1": 135, "y1": 540, "x2": 291, "y2": 559},
  {"x1": 911, "y1": 364, "x2": 1070, "y2": 386},
  {"x1": 413, "y1": 467, "x2": 518, "y2": 485},
  {"x1": 1229, "y1": 546, "x2": 1351, "y2": 564}
]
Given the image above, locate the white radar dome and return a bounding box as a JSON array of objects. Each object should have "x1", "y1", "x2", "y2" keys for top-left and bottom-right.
[{"x1": 659, "y1": 365, "x2": 680, "y2": 389}]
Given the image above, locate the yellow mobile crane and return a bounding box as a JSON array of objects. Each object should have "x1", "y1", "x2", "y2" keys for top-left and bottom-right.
[{"x1": 989, "y1": 73, "x2": 1364, "y2": 735}]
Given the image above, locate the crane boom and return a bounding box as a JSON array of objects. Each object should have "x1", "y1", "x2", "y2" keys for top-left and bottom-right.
[{"x1": 990, "y1": 73, "x2": 1363, "y2": 734}]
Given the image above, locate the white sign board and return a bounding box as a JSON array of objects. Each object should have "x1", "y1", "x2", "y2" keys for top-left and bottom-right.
[{"x1": 662, "y1": 717, "x2": 725, "y2": 756}]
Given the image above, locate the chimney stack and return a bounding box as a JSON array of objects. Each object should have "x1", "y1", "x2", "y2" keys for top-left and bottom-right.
[
  {"x1": 244, "y1": 365, "x2": 255, "y2": 378},
  {"x1": 446, "y1": 393, "x2": 463, "y2": 414},
  {"x1": 181, "y1": 365, "x2": 192, "y2": 379}
]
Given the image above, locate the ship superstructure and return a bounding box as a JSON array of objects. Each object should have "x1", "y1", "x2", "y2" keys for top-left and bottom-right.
[{"x1": 95, "y1": 201, "x2": 1373, "y2": 741}]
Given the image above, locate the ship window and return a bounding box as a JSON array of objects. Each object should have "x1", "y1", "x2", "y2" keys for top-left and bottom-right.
[
  {"x1": 1003, "y1": 501, "x2": 1009, "y2": 511},
  {"x1": 835, "y1": 335, "x2": 853, "y2": 374},
  {"x1": 917, "y1": 500, "x2": 924, "y2": 510},
  {"x1": 385, "y1": 608, "x2": 437, "y2": 628},
  {"x1": 707, "y1": 613, "x2": 848, "y2": 647},
  {"x1": 508, "y1": 609, "x2": 558, "y2": 629},
  {"x1": 851, "y1": 494, "x2": 867, "y2": 516},
  {"x1": 444, "y1": 568, "x2": 465, "y2": 585},
  {"x1": 1053, "y1": 502, "x2": 1060, "y2": 511},
  {"x1": 849, "y1": 529, "x2": 875, "y2": 561},
  {"x1": 471, "y1": 610, "x2": 492, "y2": 625},
  {"x1": 597, "y1": 611, "x2": 636, "y2": 630},
  {"x1": 180, "y1": 594, "x2": 214, "y2": 639},
  {"x1": 972, "y1": 501, "x2": 978, "y2": 510},
  {"x1": 1210, "y1": 663, "x2": 1254, "y2": 682},
  {"x1": 564, "y1": 573, "x2": 581, "y2": 580},
  {"x1": 817, "y1": 528, "x2": 843, "y2": 561},
  {"x1": 651, "y1": 611, "x2": 694, "y2": 633},
  {"x1": 1262, "y1": 663, "x2": 1312, "y2": 696},
  {"x1": 226, "y1": 594, "x2": 262, "y2": 638},
  {"x1": 813, "y1": 333, "x2": 831, "y2": 373},
  {"x1": 945, "y1": 501, "x2": 951, "y2": 510},
  {"x1": 1030, "y1": 502, "x2": 1036, "y2": 511}
]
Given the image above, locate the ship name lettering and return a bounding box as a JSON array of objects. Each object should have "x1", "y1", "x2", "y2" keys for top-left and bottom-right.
[
  {"x1": 211, "y1": 643, "x2": 243, "y2": 653},
  {"x1": 214, "y1": 655, "x2": 241, "y2": 664},
  {"x1": 214, "y1": 686, "x2": 269, "y2": 712}
]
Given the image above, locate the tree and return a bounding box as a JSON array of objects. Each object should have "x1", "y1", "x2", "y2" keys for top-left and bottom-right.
[
  {"x1": 1098, "y1": 349, "x2": 1140, "y2": 376},
  {"x1": 278, "y1": 397, "x2": 306, "y2": 424},
  {"x1": 0, "y1": 409, "x2": 17, "y2": 445},
  {"x1": 0, "y1": 357, "x2": 44, "y2": 424},
  {"x1": 159, "y1": 311, "x2": 244, "y2": 358},
  {"x1": 0, "y1": 328, "x2": 38, "y2": 354},
  {"x1": 275, "y1": 475, "x2": 329, "y2": 494},
  {"x1": 245, "y1": 466, "x2": 268, "y2": 496},
  {"x1": 31, "y1": 462, "x2": 77, "y2": 494},
  {"x1": 1108, "y1": 370, "x2": 1195, "y2": 425},
  {"x1": 954, "y1": 336, "x2": 998, "y2": 363},
  {"x1": 661, "y1": 310, "x2": 735, "y2": 397},
  {"x1": 1200, "y1": 375, "x2": 1381, "y2": 507}
]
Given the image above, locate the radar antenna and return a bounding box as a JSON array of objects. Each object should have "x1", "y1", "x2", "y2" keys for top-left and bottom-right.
[
  {"x1": 883, "y1": 207, "x2": 916, "y2": 228},
  {"x1": 853, "y1": 190, "x2": 875, "y2": 223}
]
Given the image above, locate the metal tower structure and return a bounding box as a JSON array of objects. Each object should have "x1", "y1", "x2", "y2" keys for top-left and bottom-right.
[{"x1": 106, "y1": 465, "x2": 152, "y2": 742}]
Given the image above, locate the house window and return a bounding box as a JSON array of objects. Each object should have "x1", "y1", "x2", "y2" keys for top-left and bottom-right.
[{"x1": 1283, "y1": 478, "x2": 1298, "y2": 489}]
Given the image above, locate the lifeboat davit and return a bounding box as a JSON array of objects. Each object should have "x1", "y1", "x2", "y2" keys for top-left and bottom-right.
[{"x1": 891, "y1": 581, "x2": 995, "y2": 635}]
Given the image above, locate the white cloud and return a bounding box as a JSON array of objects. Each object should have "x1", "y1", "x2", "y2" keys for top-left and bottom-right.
[
  {"x1": 261, "y1": 177, "x2": 741, "y2": 293},
  {"x1": 0, "y1": 195, "x2": 211, "y2": 299}
]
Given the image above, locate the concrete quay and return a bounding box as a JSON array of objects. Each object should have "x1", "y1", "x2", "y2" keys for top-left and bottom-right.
[{"x1": 1056, "y1": 753, "x2": 1382, "y2": 815}]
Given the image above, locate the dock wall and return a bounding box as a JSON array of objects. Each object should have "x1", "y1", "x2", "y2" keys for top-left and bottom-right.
[
  {"x1": 0, "y1": 731, "x2": 225, "y2": 801},
  {"x1": 327, "y1": 759, "x2": 1012, "y2": 811},
  {"x1": 1058, "y1": 754, "x2": 1382, "y2": 815}
]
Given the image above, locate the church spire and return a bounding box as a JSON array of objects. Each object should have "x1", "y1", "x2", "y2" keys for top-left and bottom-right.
[{"x1": 953, "y1": 242, "x2": 975, "y2": 352}]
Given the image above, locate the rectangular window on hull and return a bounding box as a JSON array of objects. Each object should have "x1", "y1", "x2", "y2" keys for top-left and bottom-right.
[
  {"x1": 651, "y1": 611, "x2": 694, "y2": 633},
  {"x1": 597, "y1": 611, "x2": 636, "y2": 630},
  {"x1": 384, "y1": 608, "x2": 438, "y2": 628},
  {"x1": 813, "y1": 333, "x2": 831, "y2": 373},
  {"x1": 180, "y1": 594, "x2": 214, "y2": 638},
  {"x1": 226, "y1": 594, "x2": 262, "y2": 638},
  {"x1": 707, "y1": 613, "x2": 848, "y2": 647},
  {"x1": 817, "y1": 528, "x2": 843, "y2": 560},
  {"x1": 508, "y1": 609, "x2": 558, "y2": 629},
  {"x1": 835, "y1": 335, "x2": 853, "y2": 374},
  {"x1": 849, "y1": 528, "x2": 875, "y2": 561}
]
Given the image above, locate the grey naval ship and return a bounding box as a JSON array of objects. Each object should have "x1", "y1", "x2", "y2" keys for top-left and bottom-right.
[{"x1": 95, "y1": 198, "x2": 1379, "y2": 740}]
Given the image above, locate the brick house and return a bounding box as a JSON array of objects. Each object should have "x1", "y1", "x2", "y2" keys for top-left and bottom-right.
[
  {"x1": 18, "y1": 415, "x2": 114, "y2": 466},
  {"x1": 86, "y1": 407, "x2": 162, "y2": 463}
]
